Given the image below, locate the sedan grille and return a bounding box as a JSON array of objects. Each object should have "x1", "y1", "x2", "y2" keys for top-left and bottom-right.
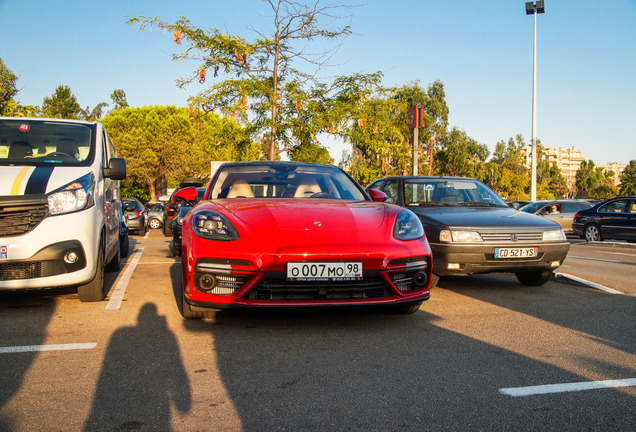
[
  {"x1": 248, "y1": 278, "x2": 390, "y2": 301},
  {"x1": 0, "y1": 203, "x2": 48, "y2": 237},
  {"x1": 480, "y1": 232, "x2": 544, "y2": 242}
]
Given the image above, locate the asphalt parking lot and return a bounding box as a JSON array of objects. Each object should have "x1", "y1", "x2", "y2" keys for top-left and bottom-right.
[{"x1": 0, "y1": 230, "x2": 634, "y2": 431}]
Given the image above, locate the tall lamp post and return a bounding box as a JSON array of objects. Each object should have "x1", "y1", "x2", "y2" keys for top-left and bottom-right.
[{"x1": 526, "y1": 1, "x2": 545, "y2": 201}]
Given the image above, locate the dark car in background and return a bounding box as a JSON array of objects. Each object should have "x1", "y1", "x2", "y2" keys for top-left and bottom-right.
[
  {"x1": 171, "y1": 204, "x2": 192, "y2": 257},
  {"x1": 366, "y1": 176, "x2": 570, "y2": 287},
  {"x1": 520, "y1": 199, "x2": 593, "y2": 234},
  {"x1": 572, "y1": 196, "x2": 636, "y2": 242},
  {"x1": 119, "y1": 202, "x2": 129, "y2": 258},
  {"x1": 146, "y1": 202, "x2": 167, "y2": 230},
  {"x1": 122, "y1": 197, "x2": 148, "y2": 235}
]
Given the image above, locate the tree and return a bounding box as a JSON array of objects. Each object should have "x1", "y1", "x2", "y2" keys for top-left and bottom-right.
[
  {"x1": 486, "y1": 135, "x2": 529, "y2": 200},
  {"x1": 436, "y1": 127, "x2": 489, "y2": 177},
  {"x1": 288, "y1": 142, "x2": 333, "y2": 164},
  {"x1": 618, "y1": 160, "x2": 636, "y2": 196},
  {"x1": 575, "y1": 160, "x2": 602, "y2": 196},
  {"x1": 0, "y1": 58, "x2": 19, "y2": 114},
  {"x1": 80, "y1": 102, "x2": 109, "y2": 121},
  {"x1": 110, "y1": 89, "x2": 129, "y2": 111},
  {"x1": 42, "y1": 85, "x2": 81, "y2": 119},
  {"x1": 102, "y1": 106, "x2": 259, "y2": 201},
  {"x1": 128, "y1": 0, "x2": 369, "y2": 161}
]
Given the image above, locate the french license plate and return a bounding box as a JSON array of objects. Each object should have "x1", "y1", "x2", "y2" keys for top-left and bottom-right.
[
  {"x1": 494, "y1": 247, "x2": 538, "y2": 258},
  {"x1": 287, "y1": 262, "x2": 362, "y2": 281}
]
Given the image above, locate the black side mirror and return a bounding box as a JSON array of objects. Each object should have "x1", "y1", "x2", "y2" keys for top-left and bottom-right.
[{"x1": 104, "y1": 157, "x2": 127, "y2": 180}]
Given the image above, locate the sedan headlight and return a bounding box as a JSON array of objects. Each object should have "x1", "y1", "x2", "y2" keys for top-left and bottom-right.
[
  {"x1": 393, "y1": 210, "x2": 424, "y2": 241},
  {"x1": 47, "y1": 173, "x2": 94, "y2": 215},
  {"x1": 542, "y1": 229, "x2": 566, "y2": 241},
  {"x1": 191, "y1": 209, "x2": 239, "y2": 241},
  {"x1": 440, "y1": 230, "x2": 483, "y2": 243}
]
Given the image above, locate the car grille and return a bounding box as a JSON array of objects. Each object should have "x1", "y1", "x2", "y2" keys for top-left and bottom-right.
[
  {"x1": 0, "y1": 261, "x2": 66, "y2": 281},
  {"x1": 480, "y1": 232, "x2": 544, "y2": 242},
  {"x1": 0, "y1": 202, "x2": 48, "y2": 237},
  {"x1": 248, "y1": 278, "x2": 390, "y2": 301}
]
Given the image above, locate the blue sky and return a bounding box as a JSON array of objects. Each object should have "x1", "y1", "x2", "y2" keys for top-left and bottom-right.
[{"x1": 1, "y1": 0, "x2": 634, "y2": 165}]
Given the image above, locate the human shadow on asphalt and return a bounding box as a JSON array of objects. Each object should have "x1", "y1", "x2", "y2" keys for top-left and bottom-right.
[
  {"x1": 83, "y1": 303, "x2": 191, "y2": 432},
  {"x1": 436, "y1": 274, "x2": 636, "y2": 356}
]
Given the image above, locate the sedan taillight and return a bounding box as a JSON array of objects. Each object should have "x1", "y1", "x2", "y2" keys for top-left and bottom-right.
[{"x1": 136, "y1": 210, "x2": 142, "y2": 218}]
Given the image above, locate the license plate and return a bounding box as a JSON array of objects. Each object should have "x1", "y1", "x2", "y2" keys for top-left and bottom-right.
[
  {"x1": 494, "y1": 247, "x2": 538, "y2": 258},
  {"x1": 287, "y1": 262, "x2": 363, "y2": 281}
]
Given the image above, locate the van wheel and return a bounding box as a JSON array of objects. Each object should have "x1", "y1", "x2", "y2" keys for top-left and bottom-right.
[{"x1": 78, "y1": 247, "x2": 105, "y2": 302}]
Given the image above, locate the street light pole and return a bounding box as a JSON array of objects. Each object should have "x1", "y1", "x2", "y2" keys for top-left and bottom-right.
[{"x1": 526, "y1": 1, "x2": 545, "y2": 201}]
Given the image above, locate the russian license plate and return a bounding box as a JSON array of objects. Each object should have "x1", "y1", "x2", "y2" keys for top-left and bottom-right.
[
  {"x1": 494, "y1": 247, "x2": 538, "y2": 258},
  {"x1": 287, "y1": 262, "x2": 363, "y2": 281}
]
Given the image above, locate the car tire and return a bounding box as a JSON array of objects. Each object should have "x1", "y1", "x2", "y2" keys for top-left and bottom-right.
[
  {"x1": 163, "y1": 223, "x2": 173, "y2": 237},
  {"x1": 515, "y1": 270, "x2": 552, "y2": 286},
  {"x1": 78, "y1": 246, "x2": 105, "y2": 302},
  {"x1": 181, "y1": 287, "x2": 216, "y2": 320},
  {"x1": 429, "y1": 273, "x2": 440, "y2": 288},
  {"x1": 105, "y1": 245, "x2": 121, "y2": 272},
  {"x1": 149, "y1": 218, "x2": 162, "y2": 229},
  {"x1": 120, "y1": 234, "x2": 129, "y2": 258},
  {"x1": 584, "y1": 224, "x2": 602, "y2": 242},
  {"x1": 385, "y1": 301, "x2": 422, "y2": 314}
]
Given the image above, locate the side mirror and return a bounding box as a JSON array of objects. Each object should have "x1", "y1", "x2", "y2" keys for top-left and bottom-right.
[
  {"x1": 104, "y1": 157, "x2": 127, "y2": 180},
  {"x1": 367, "y1": 188, "x2": 389, "y2": 202},
  {"x1": 175, "y1": 186, "x2": 198, "y2": 204}
]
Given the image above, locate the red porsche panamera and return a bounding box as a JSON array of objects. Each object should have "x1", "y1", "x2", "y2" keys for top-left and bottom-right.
[{"x1": 174, "y1": 162, "x2": 433, "y2": 319}]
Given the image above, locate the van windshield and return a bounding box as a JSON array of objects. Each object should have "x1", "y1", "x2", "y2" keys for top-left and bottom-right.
[{"x1": 0, "y1": 119, "x2": 94, "y2": 166}]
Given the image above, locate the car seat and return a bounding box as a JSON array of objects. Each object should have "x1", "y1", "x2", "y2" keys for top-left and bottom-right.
[
  {"x1": 8, "y1": 141, "x2": 32, "y2": 159},
  {"x1": 57, "y1": 139, "x2": 80, "y2": 159},
  {"x1": 227, "y1": 180, "x2": 254, "y2": 198}
]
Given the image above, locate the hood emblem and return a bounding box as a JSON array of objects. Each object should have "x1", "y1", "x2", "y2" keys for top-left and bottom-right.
[
  {"x1": 510, "y1": 233, "x2": 518, "y2": 242},
  {"x1": 314, "y1": 221, "x2": 322, "y2": 227}
]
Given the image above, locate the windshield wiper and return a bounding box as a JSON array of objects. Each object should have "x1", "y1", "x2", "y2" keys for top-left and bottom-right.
[
  {"x1": 458, "y1": 201, "x2": 507, "y2": 207},
  {"x1": 408, "y1": 201, "x2": 458, "y2": 207}
]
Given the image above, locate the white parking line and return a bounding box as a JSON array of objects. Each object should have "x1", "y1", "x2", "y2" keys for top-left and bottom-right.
[
  {"x1": 105, "y1": 248, "x2": 144, "y2": 310},
  {"x1": 0, "y1": 343, "x2": 97, "y2": 354},
  {"x1": 500, "y1": 378, "x2": 636, "y2": 397},
  {"x1": 554, "y1": 272, "x2": 623, "y2": 294},
  {"x1": 568, "y1": 255, "x2": 623, "y2": 264}
]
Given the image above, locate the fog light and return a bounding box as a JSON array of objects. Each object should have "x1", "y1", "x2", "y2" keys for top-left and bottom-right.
[
  {"x1": 64, "y1": 251, "x2": 79, "y2": 264},
  {"x1": 413, "y1": 271, "x2": 428, "y2": 288},
  {"x1": 551, "y1": 261, "x2": 560, "y2": 268},
  {"x1": 198, "y1": 274, "x2": 216, "y2": 291},
  {"x1": 447, "y1": 263, "x2": 460, "y2": 270}
]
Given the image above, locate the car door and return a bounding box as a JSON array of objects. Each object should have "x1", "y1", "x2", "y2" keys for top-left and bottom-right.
[
  {"x1": 626, "y1": 199, "x2": 636, "y2": 241},
  {"x1": 379, "y1": 179, "x2": 399, "y2": 204},
  {"x1": 597, "y1": 199, "x2": 629, "y2": 240},
  {"x1": 540, "y1": 203, "x2": 566, "y2": 229}
]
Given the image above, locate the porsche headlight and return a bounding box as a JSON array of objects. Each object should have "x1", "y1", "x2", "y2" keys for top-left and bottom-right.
[
  {"x1": 440, "y1": 230, "x2": 483, "y2": 242},
  {"x1": 47, "y1": 172, "x2": 95, "y2": 215},
  {"x1": 542, "y1": 229, "x2": 566, "y2": 241},
  {"x1": 393, "y1": 210, "x2": 424, "y2": 241},
  {"x1": 191, "y1": 210, "x2": 239, "y2": 241}
]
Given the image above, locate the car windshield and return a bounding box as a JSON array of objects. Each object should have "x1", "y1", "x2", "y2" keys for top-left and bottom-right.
[
  {"x1": 402, "y1": 178, "x2": 507, "y2": 207},
  {"x1": 0, "y1": 119, "x2": 94, "y2": 166},
  {"x1": 210, "y1": 163, "x2": 367, "y2": 200},
  {"x1": 519, "y1": 202, "x2": 548, "y2": 213}
]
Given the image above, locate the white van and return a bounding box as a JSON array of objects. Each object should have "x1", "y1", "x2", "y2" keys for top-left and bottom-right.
[{"x1": 0, "y1": 117, "x2": 126, "y2": 301}]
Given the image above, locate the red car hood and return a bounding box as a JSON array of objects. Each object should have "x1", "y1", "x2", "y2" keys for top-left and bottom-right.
[{"x1": 213, "y1": 199, "x2": 387, "y2": 231}]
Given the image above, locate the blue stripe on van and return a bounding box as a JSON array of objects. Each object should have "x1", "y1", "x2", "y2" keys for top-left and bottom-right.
[{"x1": 25, "y1": 167, "x2": 55, "y2": 195}]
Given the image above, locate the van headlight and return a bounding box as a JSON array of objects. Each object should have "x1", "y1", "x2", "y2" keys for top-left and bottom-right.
[{"x1": 47, "y1": 173, "x2": 95, "y2": 215}]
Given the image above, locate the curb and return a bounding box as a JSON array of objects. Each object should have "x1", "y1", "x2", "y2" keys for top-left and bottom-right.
[{"x1": 570, "y1": 240, "x2": 636, "y2": 249}]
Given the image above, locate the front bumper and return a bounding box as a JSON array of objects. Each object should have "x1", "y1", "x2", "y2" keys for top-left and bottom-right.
[{"x1": 430, "y1": 241, "x2": 570, "y2": 276}]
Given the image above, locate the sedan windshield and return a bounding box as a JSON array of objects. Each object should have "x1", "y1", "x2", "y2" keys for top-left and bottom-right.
[
  {"x1": 403, "y1": 178, "x2": 507, "y2": 207},
  {"x1": 210, "y1": 163, "x2": 367, "y2": 200}
]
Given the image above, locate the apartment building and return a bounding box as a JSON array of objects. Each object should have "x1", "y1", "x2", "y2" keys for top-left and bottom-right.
[
  {"x1": 523, "y1": 145, "x2": 584, "y2": 188},
  {"x1": 597, "y1": 162, "x2": 627, "y2": 186}
]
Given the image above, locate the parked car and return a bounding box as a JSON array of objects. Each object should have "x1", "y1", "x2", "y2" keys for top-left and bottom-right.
[
  {"x1": 163, "y1": 177, "x2": 204, "y2": 237},
  {"x1": 572, "y1": 196, "x2": 636, "y2": 243},
  {"x1": 366, "y1": 176, "x2": 570, "y2": 287},
  {"x1": 122, "y1": 197, "x2": 148, "y2": 235},
  {"x1": 0, "y1": 117, "x2": 126, "y2": 302},
  {"x1": 171, "y1": 204, "x2": 192, "y2": 257},
  {"x1": 519, "y1": 200, "x2": 593, "y2": 233},
  {"x1": 175, "y1": 161, "x2": 432, "y2": 319},
  {"x1": 119, "y1": 202, "x2": 130, "y2": 258},
  {"x1": 165, "y1": 187, "x2": 207, "y2": 238},
  {"x1": 146, "y1": 202, "x2": 166, "y2": 229}
]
